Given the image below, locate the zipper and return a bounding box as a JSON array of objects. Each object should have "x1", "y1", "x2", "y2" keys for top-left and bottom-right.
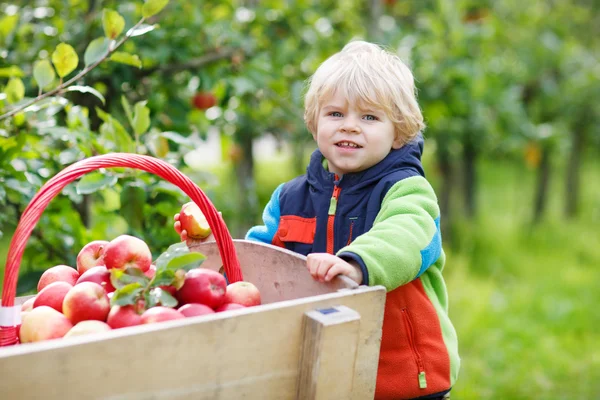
[
  {"x1": 401, "y1": 308, "x2": 427, "y2": 389},
  {"x1": 346, "y1": 220, "x2": 355, "y2": 246},
  {"x1": 326, "y1": 177, "x2": 341, "y2": 254}
]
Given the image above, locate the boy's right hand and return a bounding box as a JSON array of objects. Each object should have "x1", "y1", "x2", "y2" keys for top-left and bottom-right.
[{"x1": 173, "y1": 210, "x2": 219, "y2": 245}]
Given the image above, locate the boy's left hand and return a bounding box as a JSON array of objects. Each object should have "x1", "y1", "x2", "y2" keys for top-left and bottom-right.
[{"x1": 306, "y1": 253, "x2": 363, "y2": 285}]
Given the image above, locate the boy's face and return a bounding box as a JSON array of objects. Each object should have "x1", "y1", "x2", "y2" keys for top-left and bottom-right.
[{"x1": 313, "y1": 91, "x2": 402, "y2": 176}]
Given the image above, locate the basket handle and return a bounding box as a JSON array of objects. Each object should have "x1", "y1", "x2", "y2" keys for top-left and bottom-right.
[{"x1": 1, "y1": 153, "x2": 242, "y2": 345}]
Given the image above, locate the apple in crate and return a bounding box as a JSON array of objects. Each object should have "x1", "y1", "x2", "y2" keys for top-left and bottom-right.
[
  {"x1": 178, "y1": 303, "x2": 215, "y2": 317},
  {"x1": 37, "y1": 265, "x2": 79, "y2": 292},
  {"x1": 20, "y1": 306, "x2": 73, "y2": 343},
  {"x1": 76, "y1": 240, "x2": 109, "y2": 274},
  {"x1": 76, "y1": 265, "x2": 115, "y2": 293},
  {"x1": 224, "y1": 281, "x2": 261, "y2": 307},
  {"x1": 107, "y1": 305, "x2": 143, "y2": 329},
  {"x1": 21, "y1": 297, "x2": 36, "y2": 312},
  {"x1": 176, "y1": 268, "x2": 227, "y2": 309},
  {"x1": 141, "y1": 307, "x2": 185, "y2": 324},
  {"x1": 215, "y1": 303, "x2": 246, "y2": 312},
  {"x1": 62, "y1": 282, "x2": 110, "y2": 324},
  {"x1": 64, "y1": 320, "x2": 112, "y2": 338},
  {"x1": 103, "y1": 234, "x2": 152, "y2": 272},
  {"x1": 33, "y1": 281, "x2": 73, "y2": 313},
  {"x1": 178, "y1": 202, "x2": 212, "y2": 239}
]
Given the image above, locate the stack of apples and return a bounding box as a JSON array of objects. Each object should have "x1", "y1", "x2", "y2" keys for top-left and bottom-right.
[{"x1": 19, "y1": 233, "x2": 261, "y2": 344}]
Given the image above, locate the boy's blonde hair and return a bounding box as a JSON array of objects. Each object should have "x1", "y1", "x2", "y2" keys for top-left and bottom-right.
[{"x1": 304, "y1": 40, "x2": 424, "y2": 146}]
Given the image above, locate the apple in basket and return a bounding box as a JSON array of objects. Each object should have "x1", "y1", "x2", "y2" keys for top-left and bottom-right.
[
  {"x1": 20, "y1": 306, "x2": 73, "y2": 343},
  {"x1": 76, "y1": 265, "x2": 115, "y2": 293},
  {"x1": 76, "y1": 240, "x2": 109, "y2": 275},
  {"x1": 37, "y1": 265, "x2": 80, "y2": 292},
  {"x1": 224, "y1": 281, "x2": 261, "y2": 307},
  {"x1": 178, "y1": 202, "x2": 212, "y2": 239},
  {"x1": 64, "y1": 320, "x2": 112, "y2": 338},
  {"x1": 33, "y1": 281, "x2": 73, "y2": 313},
  {"x1": 176, "y1": 268, "x2": 227, "y2": 309},
  {"x1": 62, "y1": 282, "x2": 110, "y2": 325},
  {"x1": 103, "y1": 234, "x2": 152, "y2": 272}
]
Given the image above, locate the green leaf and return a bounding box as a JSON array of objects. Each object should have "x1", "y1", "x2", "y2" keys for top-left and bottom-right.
[
  {"x1": 150, "y1": 287, "x2": 178, "y2": 308},
  {"x1": 146, "y1": 132, "x2": 170, "y2": 157},
  {"x1": 154, "y1": 242, "x2": 191, "y2": 270},
  {"x1": 67, "y1": 85, "x2": 105, "y2": 104},
  {"x1": 102, "y1": 9, "x2": 125, "y2": 39},
  {"x1": 0, "y1": 66, "x2": 24, "y2": 78},
  {"x1": 84, "y1": 37, "x2": 109, "y2": 67},
  {"x1": 165, "y1": 252, "x2": 206, "y2": 272},
  {"x1": 0, "y1": 14, "x2": 19, "y2": 38},
  {"x1": 110, "y1": 282, "x2": 144, "y2": 307},
  {"x1": 5, "y1": 77, "x2": 25, "y2": 104},
  {"x1": 142, "y1": 0, "x2": 169, "y2": 18},
  {"x1": 152, "y1": 269, "x2": 176, "y2": 287},
  {"x1": 133, "y1": 101, "x2": 150, "y2": 135},
  {"x1": 76, "y1": 171, "x2": 118, "y2": 195},
  {"x1": 51, "y1": 43, "x2": 78, "y2": 78},
  {"x1": 110, "y1": 267, "x2": 150, "y2": 290},
  {"x1": 110, "y1": 52, "x2": 142, "y2": 68},
  {"x1": 96, "y1": 107, "x2": 134, "y2": 152},
  {"x1": 121, "y1": 95, "x2": 134, "y2": 127},
  {"x1": 161, "y1": 131, "x2": 193, "y2": 146},
  {"x1": 32, "y1": 60, "x2": 56, "y2": 90},
  {"x1": 127, "y1": 24, "x2": 158, "y2": 37},
  {"x1": 120, "y1": 182, "x2": 146, "y2": 231}
]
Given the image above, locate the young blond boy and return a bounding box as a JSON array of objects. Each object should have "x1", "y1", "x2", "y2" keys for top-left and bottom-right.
[{"x1": 176, "y1": 40, "x2": 459, "y2": 399}]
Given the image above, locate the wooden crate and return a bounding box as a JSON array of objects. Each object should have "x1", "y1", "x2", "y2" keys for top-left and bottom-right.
[{"x1": 0, "y1": 240, "x2": 386, "y2": 399}]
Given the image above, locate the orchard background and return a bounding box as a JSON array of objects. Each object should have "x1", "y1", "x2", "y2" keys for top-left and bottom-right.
[{"x1": 1, "y1": 1, "x2": 599, "y2": 398}]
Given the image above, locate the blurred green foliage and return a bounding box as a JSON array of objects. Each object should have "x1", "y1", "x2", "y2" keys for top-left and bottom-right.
[{"x1": 0, "y1": 1, "x2": 599, "y2": 398}]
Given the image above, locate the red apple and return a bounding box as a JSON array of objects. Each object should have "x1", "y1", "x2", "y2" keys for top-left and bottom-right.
[
  {"x1": 106, "y1": 305, "x2": 143, "y2": 329},
  {"x1": 37, "y1": 265, "x2": 79, "y2": 292},
  {"x1": 19, "y1": 306, "x2": 73, "y2": 343},
  {"x1": 102, "y1": 235, "x2": 152, "y2": 272},
  {"x1": 64, "y1": 320, "x2": 112, "y2": 338},
  {"x1": 141, "y1": 307, "x2": 185, "y2": 324},
  {"x1": 178, "y1": 303, "x2": 215, "y2": 317},
  {"x1": 178, "y1": 202, "x2": 212, "y2": 239},
  {"x1": 191, "y1": 91, "x2": 216, "y2": 110},
  {"x1": 62, "y1": 282, "x2": 110, "y2": 324},
  {"x1": 76, "y1": 240, "x2": 109, "y2": 274},
  {"x1": 76, "y1": 265, "x2": 115, "y2": 293},
  {"x1": 144, "y1": 264, "x2": 157, "y2": 278},
  {"x1": 215, "y1": 303, "x2": 246, "y2": 312},
  {"x1": 176, "y1": 268, "x2": 227, "y2": 309},
  {"x1": 33, "y1": 281, "x2": 73, "y2": 312},
  {"x1": 224, "y1": 281, "x2": 261, "y2": 307},
  {"x1": 21, "y1": 297, "x2": 36, "y2": 312}
]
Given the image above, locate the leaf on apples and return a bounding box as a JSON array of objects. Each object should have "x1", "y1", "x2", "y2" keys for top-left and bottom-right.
[
  {"x1": 33, "y1": 60, "x2": 55, "y2": 90},
  {"x1": 165, "y1": 253, "x2": 206, "y2": 272},
  {"x1": 142, "y1": 0, "x2": 169, "y2": 18},
  {"x1": 147, "y1": 287, "x2": 177, "y2": 308},
  {"x1": 51, "y1": 43, "x2": 78, "y2": 78},
  {"x1": 110, "y1": 267, "x2": 151, "y2": 290},
  {"x1": 111, "y1": 282, "x2": 144, "y2": 306},
  {"x1": 102, "y1": 9, "x2": 125, "y2": 39},
  {"x1": 151, "y1": 269, "x2": 175, "y2": 287},
  {"x1": 154, "y1": 242, "x2": 190, "y2": 270},
  {"x1": 84, "y1": 37, "x2": 110, "y2": 67}
]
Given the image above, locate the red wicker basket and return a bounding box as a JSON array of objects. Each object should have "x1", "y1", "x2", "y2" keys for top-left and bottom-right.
[{"x1": 0, "y1": 153, "x2": 242, "y2": 346}]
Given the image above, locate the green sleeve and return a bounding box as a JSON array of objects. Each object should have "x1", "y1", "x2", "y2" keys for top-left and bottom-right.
[{"x1": 337, "y1": 175, "x2": 442, "y2": 291}]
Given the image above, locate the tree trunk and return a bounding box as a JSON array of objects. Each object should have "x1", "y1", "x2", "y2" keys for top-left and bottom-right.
[
  {"x1": 233, "y1": 133, "x2": 259, "y2": 238},
  {"x1": 533, "y1": 145, "x2": 552, "y2": 223},
  {"x1": 565, "y1": 128, "x2": 584, "y2": 218},
  {"x1": 437, "y1": 142, "x2": 453, "y2": 242},
  {"x1": 462, "y1": 138, "x2": 477, "y2": 218}
]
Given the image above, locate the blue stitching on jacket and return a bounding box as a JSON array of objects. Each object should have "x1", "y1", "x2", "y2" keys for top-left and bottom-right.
[
  {"x1": 245, "y1": 183, "x2": 284, "y2": 244},
  {"x1": 417, "y1": 217, "x2": 441, "y2": 278}
]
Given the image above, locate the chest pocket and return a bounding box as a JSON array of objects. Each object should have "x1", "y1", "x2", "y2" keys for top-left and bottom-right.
[
  {"x1": 275, "y1": 215, "x2": 316, "y2": 255},
  {"x1": 343, "y1": 216, "x2": 366, "y2": 247}
]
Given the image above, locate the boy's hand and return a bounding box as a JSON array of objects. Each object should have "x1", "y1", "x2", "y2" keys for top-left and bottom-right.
[
  {"x1": 306, "y1": 253, "x2": 363, "y2": 285},
  {"x1": 173, "y1": 211, "x2": 218, "y2": 244}
]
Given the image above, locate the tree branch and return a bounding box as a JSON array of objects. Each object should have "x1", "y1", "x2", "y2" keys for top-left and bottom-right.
[
  {"x1": 0, "y1": 17, "x2": 147, "y2": 121},
  {"x1": 136, "y1": 47, "x2": 240, "y2": 77}
]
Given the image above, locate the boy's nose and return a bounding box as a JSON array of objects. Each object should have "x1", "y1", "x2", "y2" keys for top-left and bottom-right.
[{"x1": 340, "y1": 116, "x2": 361, "y2": 133}]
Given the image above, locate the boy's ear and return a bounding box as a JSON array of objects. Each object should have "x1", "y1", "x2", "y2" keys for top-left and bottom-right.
[
  {"x1": 392, "y1": 135, "x2": 404, "y2": 149},
  {"x1": 311, "y1": 129, "x2": 318, "y2": 141}
]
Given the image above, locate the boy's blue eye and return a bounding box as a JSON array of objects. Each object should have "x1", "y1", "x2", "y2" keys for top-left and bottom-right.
[
  {"x1": 364, "y1": 115, "x2": 377, "y2": 121},
  {"x1": 330, "y1": 112, "x2": 343, "y2": 117}
]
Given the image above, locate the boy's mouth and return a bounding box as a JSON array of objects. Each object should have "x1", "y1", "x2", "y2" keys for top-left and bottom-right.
[{"x1": 335, "y1": 141, "x2": 362, "y2": 148}]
